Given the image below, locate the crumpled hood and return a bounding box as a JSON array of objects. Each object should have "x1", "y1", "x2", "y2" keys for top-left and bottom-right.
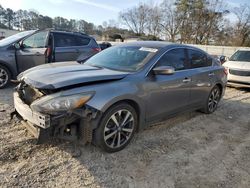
[{"x1": 18, "y1": 61, "x2": 129, "y2": 89}]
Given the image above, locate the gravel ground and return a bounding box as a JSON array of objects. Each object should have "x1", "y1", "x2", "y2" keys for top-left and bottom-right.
[{"x1": 0, "y1": 86, "x2": 250, "y2": 188}]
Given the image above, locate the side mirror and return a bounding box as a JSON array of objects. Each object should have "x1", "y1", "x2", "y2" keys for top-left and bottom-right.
[
  {"x1": 153, "y1": 66, "x2": 175, "y2": 75},
  {"x1": 13, "y1": 42, "x2": 21, "y2": 49},
  {"x1": 219, "y1": 55, "x2": 226, "y2": 64}
]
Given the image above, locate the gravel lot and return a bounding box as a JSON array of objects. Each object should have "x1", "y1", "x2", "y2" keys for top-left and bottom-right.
[{"x1": 0, "y1": 85, "x2": 250, "y2": 188}]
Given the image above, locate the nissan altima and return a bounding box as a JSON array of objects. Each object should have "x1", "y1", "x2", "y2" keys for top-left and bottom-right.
[{"x1": 13, "y1": 42, "x2": 227, "y2": 152}]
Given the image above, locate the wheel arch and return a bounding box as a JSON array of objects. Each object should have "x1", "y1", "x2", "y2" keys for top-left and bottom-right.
[
  {"x1": 0, "y1": 61, "x2": 14, "y2": 78},
  {"x1": 214, "y1": 82, "x2": 224, "y2": 99},
  {"x1": 100, "y1": 98, "x2": 145, "y2": 132}
]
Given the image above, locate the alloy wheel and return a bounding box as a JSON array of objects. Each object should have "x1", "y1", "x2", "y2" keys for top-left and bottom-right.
[
  {"x1": 104, "y1": 109, "x2": 135, "y2": 149},
  {"x1": 0, "y1": 68, "x2": 8, "y2": 88},
  {"x1": 208, "y1": 87, "x2": 220, "y2": 112}
]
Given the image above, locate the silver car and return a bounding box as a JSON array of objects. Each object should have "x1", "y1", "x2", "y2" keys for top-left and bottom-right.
[
  {"x1": 13, "y1": 42, "x2": 227, "y2": 152},
  {"x1": 0, "y1": 29, "x2": 100, "y2": 88}
]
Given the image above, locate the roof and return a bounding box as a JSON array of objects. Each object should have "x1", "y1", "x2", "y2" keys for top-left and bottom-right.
[{"x1": 117, "y1": 41, "x2": 203, "y2": 51}]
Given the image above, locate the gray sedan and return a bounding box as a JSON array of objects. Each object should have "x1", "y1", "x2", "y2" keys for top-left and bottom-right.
[{"x1": 13, "y1": 41, "x2": 227, "y2": 152}]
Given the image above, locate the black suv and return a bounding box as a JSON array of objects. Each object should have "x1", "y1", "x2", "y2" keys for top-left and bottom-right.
[{"x1": 0, "y1": 29, "x2": 101, "y2": 88}]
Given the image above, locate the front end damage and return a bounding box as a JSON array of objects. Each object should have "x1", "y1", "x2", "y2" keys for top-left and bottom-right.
[{"x1": 12, "y1": 82, "x2": 101, "y2": 144}]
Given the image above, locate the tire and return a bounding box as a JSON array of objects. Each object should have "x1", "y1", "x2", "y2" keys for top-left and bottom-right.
[
  {"x1": 93, "y1": 103, "x2": 138, "y2": 153},
  {"x1": 202, "y1": 85, "x2": 221, "y2": 114},
  {"x1": 0, "y1": 65, "x2": 11, "y2": 89}
]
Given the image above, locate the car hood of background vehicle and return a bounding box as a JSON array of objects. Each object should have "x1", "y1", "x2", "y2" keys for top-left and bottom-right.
[
  {"x1": 19, "y1": 61, "x2": 129, "y2": 89},
  {"x1": 224, "y1": 61, "x2": 250, "y2": 70}
]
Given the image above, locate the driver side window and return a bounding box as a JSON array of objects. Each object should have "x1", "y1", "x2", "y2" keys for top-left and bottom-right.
[
  {"x1": 156, "y1": 48, "x2": 187, "y2": 71},
  {"x1": 22, "y1": 31, "x2": 48, "y2": 48}
]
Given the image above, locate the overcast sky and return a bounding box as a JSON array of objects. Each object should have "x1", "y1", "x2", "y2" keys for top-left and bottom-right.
[{"x1": 0, "y1": 0, "x2": 249, "y2": 26}]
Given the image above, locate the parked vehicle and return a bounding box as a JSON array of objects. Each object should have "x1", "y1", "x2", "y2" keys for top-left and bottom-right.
[
  {"x1": 0, "y1": 29, "x2": 100, "y2": 88},
  {"x1": 13, "y1": 41, "x2": 227, "y2": 152},
  {"x1": 98, "y1": 42, "x2": 112, "y2": 50},
  {"x1": 223, "y1": 49, "x2": 250, "y2": 88}
]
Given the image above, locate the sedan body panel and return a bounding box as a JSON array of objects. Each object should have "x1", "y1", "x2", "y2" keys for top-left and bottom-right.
[
  {"x1": 13, "y1": 41, "x2": 227, "y2": 150},
  {"x1": 19, "y1": 62, "x2": 129, "y2": 89}
]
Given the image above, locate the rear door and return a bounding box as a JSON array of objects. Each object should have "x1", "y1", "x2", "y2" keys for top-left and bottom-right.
[
  {"x1": 187, "y1": 49, "x2": 214, "y2": 106},
  {"x1": 16, "y1": 31, "x2": 49, "y2": 73},
  {"x1": 53, "y1": 33, "x2": 79, "y2": 62},
  {"x1": 145, "y1": 48, "x2": 192, "y2": 122},
  {"x1": 74, "y1": 35, "x2": 100, "y2": 62}
]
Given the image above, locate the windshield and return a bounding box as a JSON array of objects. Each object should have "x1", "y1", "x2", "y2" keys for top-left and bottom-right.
[
  {"x1": 85, "y1": 46, "x2": 158, "y2": 72},
  {"x1": 0, "y1": 30, "x2": 36, "y2": 47},
  {"x1": 229, "y1": 50, "x2": 250, "y2": 62}
]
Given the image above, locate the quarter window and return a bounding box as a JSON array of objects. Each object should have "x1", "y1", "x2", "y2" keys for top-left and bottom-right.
[
  {"x1": 22, "y1": 31, "x2": 48, "y2": 48},
  {"x1": 187, "y1": 49, "x2": 208, "y2": 68},
  {"x1": 75, "y1": 36, "x2": 90, "y2": 46},
  {"x1": 156, "y1": 48, "x2": 187, "y2": 71},
  {"x1": 54, "y1": 33, "x2": 77, "y2": 47}
]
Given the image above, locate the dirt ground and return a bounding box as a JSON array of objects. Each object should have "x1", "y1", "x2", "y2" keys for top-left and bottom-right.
[{"x1": 0, "y1": 85, "x2": 250, "y2": 188}]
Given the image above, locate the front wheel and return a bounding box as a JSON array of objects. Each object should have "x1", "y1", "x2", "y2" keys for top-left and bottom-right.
[
  {"x1": 202, "y1": 85, "x2": 221, "y2": 114},
  {"x1": 93, "y1": 103, "x2": 138, "y2": 153},
  {"x1": 0, "y1": 65, "x2": 11, "y2": 89}
]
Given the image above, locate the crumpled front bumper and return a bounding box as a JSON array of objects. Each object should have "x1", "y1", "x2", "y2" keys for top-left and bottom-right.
[
  {"x1": 13, "y1": 91, "x2": 101, "y2": 144},
  {"x1": 14, "y1": 92, "x2": 51, "y2": 129}
]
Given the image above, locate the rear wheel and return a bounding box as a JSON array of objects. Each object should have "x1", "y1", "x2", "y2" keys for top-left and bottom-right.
[
  {"x1": 93, "y1": 103, "x2": 138, "y2": 153},
  {"x1": 0, "y1": 65, "x2": 11, "y2": 89},
  {"x1": 202, "y1": 85, "x2": 221, "y2": 114}
]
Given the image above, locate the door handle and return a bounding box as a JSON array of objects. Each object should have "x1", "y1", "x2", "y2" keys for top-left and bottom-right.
[
  {"x1": 183, "y1": 78, "x2": 191, "y2": 83},
  {"x1": 208, "y1": 72, "x2": 215, "y2": 76}
]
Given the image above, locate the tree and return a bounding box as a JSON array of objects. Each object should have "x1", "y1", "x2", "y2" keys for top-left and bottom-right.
[
  {"x1": 119, "y1": 3, "x2": 150, "y2": 35},
  {"x1": 160, "y1": 0, "x2": 181, "y2": 42},
  {"x1": 4, "y1": 8, "x2": 15, "y2": 29},
  {"x1": 231, "y1": 4, "x2": 250, "y2": 46}
]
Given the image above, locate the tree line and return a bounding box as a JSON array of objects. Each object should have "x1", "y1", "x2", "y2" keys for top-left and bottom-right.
[
  {"x1": 0, "y1": 4, "x2": 134, "y2": 40},
  {"x1": 0, "y1": 0, "x2": 250, "y2": 46},
  {"x1": 120, "y1": 0, "x2": 250, "y2": 46}
]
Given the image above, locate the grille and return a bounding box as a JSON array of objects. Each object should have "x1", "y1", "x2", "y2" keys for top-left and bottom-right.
[{"x1": 229, "y1": 69, "x2": 250, "y2": 76}]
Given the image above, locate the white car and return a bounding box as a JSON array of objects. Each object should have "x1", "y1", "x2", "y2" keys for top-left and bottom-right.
[{"x1": 223, "y1": 49, "x2": 250, "y2": 88}]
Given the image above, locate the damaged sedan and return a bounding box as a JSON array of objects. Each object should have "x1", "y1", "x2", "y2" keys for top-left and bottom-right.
[{"x1": 13, "y1": 42, "x2": 227, "y2": 152}]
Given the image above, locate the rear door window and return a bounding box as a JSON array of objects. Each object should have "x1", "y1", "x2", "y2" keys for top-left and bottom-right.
[
  {"x1": 187, "y1": 49, "x2": 209, "y2": 68},
  {"x1": 54, "y1": 33, "x2": 77, "y2": 47},
  {"x1": 156, "y1": 48, "x2": 188, "y2": 71},
  {"x1": 75, "y1": 36, "x2": 90, "y2": 46}
]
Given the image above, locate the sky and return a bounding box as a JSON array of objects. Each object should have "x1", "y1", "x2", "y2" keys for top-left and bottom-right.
[{"x1": 0, "y1": 0, "x2": 249, "y2": 26}]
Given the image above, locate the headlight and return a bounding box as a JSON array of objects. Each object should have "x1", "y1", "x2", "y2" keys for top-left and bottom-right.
[{"x1": 31, "y1": 93, "x2": 94, "y2": 114}]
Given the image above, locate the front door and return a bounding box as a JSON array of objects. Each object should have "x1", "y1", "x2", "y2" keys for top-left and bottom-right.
[
  {"x1": 16, "y1": 31, "x2": 49, "y2": 73},
  {"x1": 145, "y1": 48, "x2": 191, "y2": 122}
]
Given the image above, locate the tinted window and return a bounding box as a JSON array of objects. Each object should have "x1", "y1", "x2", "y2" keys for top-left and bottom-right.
[
  {"x1": 54, "y1": 33, "x2": 77, "y2": 47},
  {"x1": 75, "y1": 36, "x2": 90, "y2": 46},
  {"x1": 156, "y1": 48, "x2": 187, "y2": 71},
  {"x1": 22, "y1": 31, "x2": 48, "y2": 48},
  {"x1": 188, "y1": 49, "x2": 208, "y2": 68}
]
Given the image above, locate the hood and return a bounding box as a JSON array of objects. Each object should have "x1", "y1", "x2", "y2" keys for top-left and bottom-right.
[
  {"x1": 223, "y1": 61, "x2": 250, "y2": 70},
  {"x1": 19, "y1": 61, "x2": 129, "y2": 89}
]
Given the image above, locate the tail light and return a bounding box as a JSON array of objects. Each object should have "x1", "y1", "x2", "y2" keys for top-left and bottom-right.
[
  {"x1": 45, "y1": 47, "x2": 52, "y2": 58},
  {"x1": 223, "y1": 67, "x2": 228, "y2": 75},
  {"x1": 92, "y1": 47, "x2": 101, "y2": 52}
]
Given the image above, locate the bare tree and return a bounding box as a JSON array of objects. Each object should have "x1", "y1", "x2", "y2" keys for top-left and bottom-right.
[
  {"x1": 232, "y1": 4, "x2": 250, "y2": 46},
  {"x1": 119, "y1": 3, "x2": 149, "y2": 35},
  {"x1": 160, "y1": 0, "x2": 181, "y2": 42},
  {"x1": 146, "y1": 4, "x2": 162, "y2": 37}
]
